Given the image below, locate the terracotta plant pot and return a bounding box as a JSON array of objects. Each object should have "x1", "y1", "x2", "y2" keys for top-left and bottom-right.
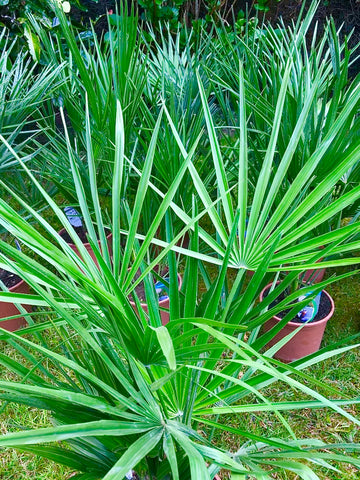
[
  {"x1": 130, "y1": 273, "x2": 183, "y2": 326},
  {"x1": 248, "y1": 267, "x2": 326, "y2": 283},
  {"x1": 175, "y1": 232, "x2": 190, "y2": 257},
  {"x1": 297, "y1": 246, "x2": 326, "y2": 284},
  {"x1": 260, "y1": 283, "x2": 334, "y2": 362},
  {"x1": 0, "y1": 278, "x2": 30, "y2": 332},
  {"x1": 302, "y1": 265, "x2": 326, "y2": 283},
  {"x1": 59, "y1": 228, "x2": 112, "y2": 267}
]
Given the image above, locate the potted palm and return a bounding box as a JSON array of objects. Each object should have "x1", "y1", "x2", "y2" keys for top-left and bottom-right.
[
  {"x1": 0, "y1": 86, "x2": 360, "y2": 479},
  {"x1": 0, "y1": 267, "x2": 30, "y2": 331},
  {"x1": 189, "y1": 3, "x2": 360, "y2": 365},
  {"x1": 259, "y1": 279, "x2": 335, "y2": 362},
  {"x1": 209, "y1": 1, "x2": 360, "y2": 283}
]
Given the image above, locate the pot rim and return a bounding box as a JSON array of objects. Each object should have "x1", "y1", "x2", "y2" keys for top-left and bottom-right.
[
  {"x1": 58, "y1": 227, "x2": 112, "y2": 248},
  {"x1": 0, "y1": 269, "x2": 28, "y2": 293},
  {"x1": 8, "y1": 277, "x2": 27, "y2": 292},
  {"x1": 260, "y1": 282, "x2": 335, "y2": 327}
]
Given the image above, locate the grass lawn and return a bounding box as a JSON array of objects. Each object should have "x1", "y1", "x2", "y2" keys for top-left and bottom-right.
[{"x1": 0, "y1": 266, "x2": 359, "y2": 479}]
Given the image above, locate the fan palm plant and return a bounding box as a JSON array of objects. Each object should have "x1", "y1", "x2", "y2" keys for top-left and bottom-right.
[
  {"x1": 0, "y1": 67, "x2": 359, "y2": 479},
  {"x1": 0, "y1": 28, "x2": 64, "y2": 173},
  {"x1": 170, "y1": 63, "x2": 360, "y2": 278},
  {"x1": 137, "y1": 25, "x2": 215, "y2": 239},
  {"x1": 0, "y1": 27, "x2": 65, "y2": 226},
  {"x1": 208, "y1": 0, "x2": 360, "y2": 223},
  {"x1": 28, "y1": 2, "x2": 147, "y2": 202}
]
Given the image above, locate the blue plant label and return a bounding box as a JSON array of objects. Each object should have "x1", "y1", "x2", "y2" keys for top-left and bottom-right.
[
  {"x1": 155, "y1": 281, "x2": 166, "y2": 294},
  {"x1": 64, "y1": 207, "x2": 83, "y2": 228},
  {"x1": 297, "y1": 291, "x2": 322, "y2": 322},
  {"x1": 313, "y1": 291, "x2": 322, "y2": 309},
  {"x1": 297, "y1": 306, "x2": 315, "y2": 322},
  {"x1": 155, "y1": 279, "x2": 169, "y2": 301}
]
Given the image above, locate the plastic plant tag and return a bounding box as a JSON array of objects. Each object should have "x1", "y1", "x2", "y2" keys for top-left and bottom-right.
[
  {"x1": 64, "y1": 207, "x2": 83, "y2": 228},
  {"x1": 297, "y1": 305, "x2": 315, "y2": 322},
  {"x1": 155, "y1": 281, "x2": 166, "y2": 293},
  {"x1": 155, "y1": 279, "x2": 169, "y2": 300},
  {"x1": 297, "y1": 291, "x2": 322, "y2": 323}
]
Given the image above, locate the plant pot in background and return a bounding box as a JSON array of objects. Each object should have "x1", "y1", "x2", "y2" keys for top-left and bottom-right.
[
  {"x1": 130, "y1": 273, "x2": 183, "y2": 326},
  {"x1": 0, "y1": 270, "x2": 30, "y2": 331},
  {"x1": 248, "y1": 263, "x2": 327, "y2": 283},
  {"x1": 299, "y1": 246, "x2": 326, "y2": 284},
  {"x1": 260, "y1": 283, "x2": 334, "y2": 362},
  {"x1": 59, "y1": 227, "x2": 112, "y2": 267},
  {"x1": 302, "y1": 265, "x2": 326, "y2": 283},
  {"x1": 175, "y1": 232, "x2": 190, "y2": 257}
]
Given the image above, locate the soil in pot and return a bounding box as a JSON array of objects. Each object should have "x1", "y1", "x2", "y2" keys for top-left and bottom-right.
[
  {"x1": 267, "y1": 288, "x2": 332, "y2": 324},
  {"x1": 0, "y1": 269, "x2": 22, "y2": 289},
  {"x1": 0, "y1": 268, "x2": 30, "y2": 331},
  {"x1": 130, "y1": 268, "x2": 171, "y2": 302},
  {"x1": 261, "y1": 284, "x2": 334, "y2": 362},
  {"x1": 59, "y1": 225, "x2": 90, "y2": 244}
]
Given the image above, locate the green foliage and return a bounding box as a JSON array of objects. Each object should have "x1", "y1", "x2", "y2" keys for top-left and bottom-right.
[
  {"x1": 0, "y1": 28, "x2": 64, "y2": 212},
  {"x1": 209, "y1": 1, "x2": 360, "y2": 228},
  {"x1": 136, "y1": 0, "x2": 273, "y2": 29},
  {"x1": 0, "y1": 1, "x2": 359, "y2": 478},
  {"x1": 28, "y1": 2, "x2": 146, "y2": 204},
  {"x1": 0, "y1": 0, "x2": 51, "y2": 58},
  {"x1": 138, "y1": 0, "x2": 187, "y2": 26},
  {"x1": 0, "y1": 0, "x2": 96, "y2": 59},
  {"x1": 254, "y1": 0, "x2": 280, "y2": 13},
  {"x1": 0, "y1": 70, "x2": 360, "y2": 478},
  {"x1": 0, "y1": 0, "x2": 90, "y2": 22}
]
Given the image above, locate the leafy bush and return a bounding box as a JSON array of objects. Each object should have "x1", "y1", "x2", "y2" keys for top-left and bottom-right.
[
  {"x1": 0, "y1": 27, "x2": 64, "y2": 213},
  {"x1": 0, "y1": 2, "x2": 359, "y2": 478},
  {"x1": 0, "y1": 0, "x2": 96, "y2": 60},
  {"x1": 138, "y1": 0, "x2": 187, "y2": 25}
]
